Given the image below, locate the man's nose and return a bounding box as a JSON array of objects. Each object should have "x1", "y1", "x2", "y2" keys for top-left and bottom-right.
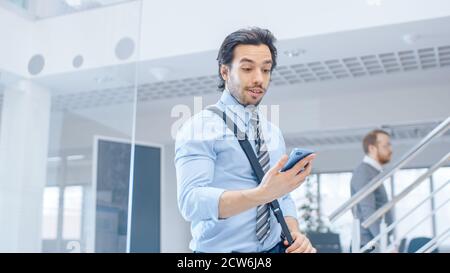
[{"x1": 252, "y1": 70, "x2": 263, "y2": 85}]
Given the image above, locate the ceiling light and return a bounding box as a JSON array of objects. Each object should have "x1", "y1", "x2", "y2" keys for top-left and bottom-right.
[
  {"x1": 403, "y1": 34, "x2": 421, "y2": 45},
  {"x1": 284, "y1": 49, "x2": 306, "y2": 58},
  {"x1": 65, "y1": 0, "x2": 83, "y2": 8},
  {"x1": 67, "y1": 155, "x2": 85, "y2": 161},
  {"x1": 94, "y1": 75, "x2": 114, "y2": 84},
  {"x1": 47, "y1": 156, "x2": 62, "y2": 162},
  {"x1": 149, "y1": 67, "x2": 170, "y2": 81},
  {"x1": 366, "y1": 0, "x2": 382, "y2": 6}
]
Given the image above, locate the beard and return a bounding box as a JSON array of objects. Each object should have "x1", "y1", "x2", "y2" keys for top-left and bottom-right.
[
  {"x1": 378, "y1": 152, "x2": 392, "y2": 165},
  {"x1": 228, "y1": 83, "x2": 265, "y2": 106}
]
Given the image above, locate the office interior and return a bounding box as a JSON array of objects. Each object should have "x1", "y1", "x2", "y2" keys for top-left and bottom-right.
[{"x1": 0, "y1": 0, "x2": 449, "y2": 253}]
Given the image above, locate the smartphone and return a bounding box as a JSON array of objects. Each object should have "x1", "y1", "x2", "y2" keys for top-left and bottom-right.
[{"x1": 280, "y1": 148, "x2": 315, "y2": 172}]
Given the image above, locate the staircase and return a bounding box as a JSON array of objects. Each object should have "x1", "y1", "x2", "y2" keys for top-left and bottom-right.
[{"x1": 328, "y1": 116, "x2": 450, "y2": 253}]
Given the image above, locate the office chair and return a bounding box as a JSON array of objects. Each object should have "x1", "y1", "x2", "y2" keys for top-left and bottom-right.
[
  {"x1": 407, "y1": 237, "x2": 439, "y2": 253},
  {"x1": 307, "y1": 231, "x2": 342, "y2": 253},
  {"x1": 398, "y1": 238, "x2": 407, "y2": 253}
]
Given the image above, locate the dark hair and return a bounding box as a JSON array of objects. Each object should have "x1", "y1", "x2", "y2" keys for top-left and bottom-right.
[
  {"x1": 216, "y1": 27, "x2": 278, "y2": 91},
  {"x1": 363, "y1": 129, "x2": 390, "y2": 154}
]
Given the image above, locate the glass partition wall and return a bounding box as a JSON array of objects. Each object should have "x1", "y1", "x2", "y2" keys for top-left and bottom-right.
[{"x1": 0, "y1": 0, "x2": 143, "y2": 252}]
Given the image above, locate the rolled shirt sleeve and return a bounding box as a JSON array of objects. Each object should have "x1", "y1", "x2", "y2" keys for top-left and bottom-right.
[
  {"x1": 175, "y1": 115, "x2": 226, "y2": 222},
  {"x1": 279, "y1": 193, "x2": 298, "y2": 219}
]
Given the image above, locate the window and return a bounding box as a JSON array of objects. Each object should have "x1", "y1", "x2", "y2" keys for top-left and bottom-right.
[
  {"x1": 432, "y1": 167, "x2": 450, "y2": 246},
  {"x1": 42, "y1": 187, "x2": 60, "y2": 240},
  {"x1": 291, "y1": 167, "x2": 448, "y2": 252},
  {"x1": 62, "y1": 186, "x2": 83, "y2": 240},
  {"x1": 292, "y1": 172, "x2": 354, "y2": 252},
  {"x1": 291, "y1": 174, "x2": 318, "y2": 232},
  {"x1": 41, "y1": 185, "x2": 84, "y2": 248},
  {"x1": 291, "y1": 174, "x2": 317, "y2": 213},
  {"x1": 319, "y1": 172, "x2": 353, "y2": 252},
  {"x1": 394, "y1": 169, "x2": 433, "y2": 240}
]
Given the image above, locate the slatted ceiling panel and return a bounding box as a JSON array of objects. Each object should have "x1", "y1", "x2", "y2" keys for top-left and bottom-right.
[
  {"x1": 330, "y1": 136, "x2": 341, "y2": 145},
  {"x1": 345, "y1": 135, "x2": 356, "y2": 143},
  {"x1": 320, "y1": 137, "x2": 331, "y2": 145},
  {"x1": 439, "y1": 46, "x2": 450, "y2": 66},
  {"x1": 325, "y1": 60, "x2": 350, "y2": 79},
  {"x1": 396, "y1": 130, "x2": 407, "y2": 139},
  {"x1": 284, "y1": 121, "x2": 448, "y2": 149},
  {"x1": 334, "y1": 136, "x2": 347, "y2": 144},
  {"x1": 1, "y1": 45, "x2": 450, "y2": 111},
  {"x1": 354, "y1": 135, "x2": 365, "y2": 142},
  {"x1": 418, "y1": 48, "x2": 438, "y2": 69}
]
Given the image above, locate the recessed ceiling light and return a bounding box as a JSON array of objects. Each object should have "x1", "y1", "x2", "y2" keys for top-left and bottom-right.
[
  {"x1": 65, "y1": 0, "x2": 83, "y2": 8},
  {"x1": 47, "y1": 156, "x2": 62, "y2": 162},
  {"x1": 67, "y1": 154, "x2": 85, "y2": 161},
  {"x1": 284, "y1": 49, "x2": 306, "y2": 58},
  {"x1": 403, "y1": 33, "x2": 421, "y2": 45},
  {"x1": 366, "y1": 0, "x2": 382, "y2": 6},
  {"x1": 149, "y1": 67, "x2": 170, "y2": 81},
  {"x1": 94, "y1": 76, "x2": 114, "y2": 84}
]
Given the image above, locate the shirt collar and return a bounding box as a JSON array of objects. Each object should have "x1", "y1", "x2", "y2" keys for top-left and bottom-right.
[
  {"x1": 363, "y1": 155, "x2": 383, "y2": 172},
  {"x1": 219, "y1": 88, "x2": 259, "y2": 127}
]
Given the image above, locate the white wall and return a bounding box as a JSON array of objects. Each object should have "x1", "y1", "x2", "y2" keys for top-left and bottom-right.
[
  {"x1": 265, "y1": 71, "x2": 450, "y2": 135},
  {"x1": 127, "y1": 72, "x2": 450, "y2": 144},
  {"x1": 0, "y1": 6, "x2": 31, "y2": 75}
]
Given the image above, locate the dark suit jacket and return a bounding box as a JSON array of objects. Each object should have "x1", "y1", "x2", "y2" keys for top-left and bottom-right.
[{"x1": 350, "y1": 162, "x2": 394, "y2": 246}]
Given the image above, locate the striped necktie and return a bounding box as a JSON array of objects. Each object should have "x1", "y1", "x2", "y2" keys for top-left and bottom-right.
[{"x1": 250, "y1": 110, "x2": 271, "y2": 243}]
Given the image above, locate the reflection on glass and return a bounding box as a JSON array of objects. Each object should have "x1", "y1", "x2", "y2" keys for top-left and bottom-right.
[{"x1": 0, "y1": 0, "x2": 142, "y2": 252}]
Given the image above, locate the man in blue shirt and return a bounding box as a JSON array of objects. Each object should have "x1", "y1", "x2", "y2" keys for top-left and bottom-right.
[{"x1": 175, "y1": 27, "x2": 316, "y2": 253}]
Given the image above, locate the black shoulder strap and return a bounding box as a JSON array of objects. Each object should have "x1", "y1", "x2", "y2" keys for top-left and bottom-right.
[
  {"x1": 206, "y1": 105, "x2": 265, "y2": 183},
  {"x1": 206, "y1": 105, "x2": 294, "y2": 245}
]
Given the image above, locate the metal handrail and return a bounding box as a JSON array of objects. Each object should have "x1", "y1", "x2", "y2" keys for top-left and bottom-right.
[
  {"x1": 329, "y1": 116, "x2": 450, "y2": 222},
  {"x1": 423, "y1": 230, "x2": 450, "y2": 253},
  {"x1": 360, "y1": 186, "x2": 450, "y2": 252},
  {"x1": 417, "y1": 227, "x2": 450, "y2": 253},
  {"x1": 362, "y1": 153, "x2": 450, "y2": 228}
]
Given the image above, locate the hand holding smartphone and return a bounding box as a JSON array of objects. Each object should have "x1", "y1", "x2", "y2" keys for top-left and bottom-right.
[{"x1": 280, "y1": 148, "x2": 315, "y2": 172}]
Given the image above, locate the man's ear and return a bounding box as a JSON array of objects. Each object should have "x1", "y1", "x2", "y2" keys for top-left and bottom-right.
[
  {"x1": 368, "y1": 144, "x2": 377, "y2": 154},
  {"x1": 220, "y1": 65, "x2": 229, "y2": 81}
]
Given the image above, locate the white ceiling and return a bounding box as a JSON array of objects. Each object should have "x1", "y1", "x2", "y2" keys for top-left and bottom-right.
[
  {"x1": 6, "y1": 15, "x2": 445, "y2": 111},
  {"x1": 1, "y1": 16, "x2": 450, "y2": 109},
  {"x1": 0, "y1": 0, "x2": 136, "y2": 20},
  {"x1": 0, "y1": 14, "x2": 449, "y2": 150}
]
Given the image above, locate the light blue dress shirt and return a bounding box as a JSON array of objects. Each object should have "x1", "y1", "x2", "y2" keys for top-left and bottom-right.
[{"x1": 175, "y1": 89, "x2": 298, "y2": 252}]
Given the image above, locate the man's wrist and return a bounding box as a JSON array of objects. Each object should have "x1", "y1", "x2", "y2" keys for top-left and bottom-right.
[
  {"x1": 285, "y1": 216, "x2": 300, "y2": 233},
  {"x1": 242, "y1": 187, "x2": 270, "y2": 206}
]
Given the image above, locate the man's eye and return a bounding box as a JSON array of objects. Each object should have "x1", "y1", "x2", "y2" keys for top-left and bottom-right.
[
  {"x1": 263, "y1": 69, "x2": 270, "y2": 73},
  {"x1": 242, "y1": 68, "x2": 252, "y2": 71}
]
